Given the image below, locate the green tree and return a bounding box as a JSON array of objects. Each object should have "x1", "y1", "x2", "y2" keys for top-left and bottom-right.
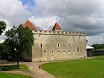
[
  {"x1": 0, "y1": 41, "x2": 12, "y2": 60},
  {"x1": 0, "y1": 21, "x2": 6, "y2": 35},
  {"x1": 92, "y1": 44, "x2": 104, "y2": 49},
  {"x1": 5, "y1": 25, "x2": 34, "y2": 68}
]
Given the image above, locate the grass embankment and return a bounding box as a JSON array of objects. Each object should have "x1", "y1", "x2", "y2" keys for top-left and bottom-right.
[
  {"x1": 41, "y1": 56, "x2": 104, "y2": 78},
  {"x1": 0, "y1": 64, "x2": 32, "y2": 78}
]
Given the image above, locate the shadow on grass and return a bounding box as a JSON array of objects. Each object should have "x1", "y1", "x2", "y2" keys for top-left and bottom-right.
[{"x1": 0, "y1": 65, "x2": 18, "y2": 71}]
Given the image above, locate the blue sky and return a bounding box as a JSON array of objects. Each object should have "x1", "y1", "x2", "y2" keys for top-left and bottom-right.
[
  {"x1": 20, "y1": 0, "x2": 35, "y2": 5},
  {"x1": 20, "y1": 0, "x2": 36, "y2": 12}
]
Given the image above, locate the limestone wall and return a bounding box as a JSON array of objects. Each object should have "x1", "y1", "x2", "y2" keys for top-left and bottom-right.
[{"x1": 32, "y1": 30, "x2": 87, "y2": 61}]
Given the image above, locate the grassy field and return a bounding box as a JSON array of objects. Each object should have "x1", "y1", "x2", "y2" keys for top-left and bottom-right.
[
  {"x1": 0, "y1": 72, "x2": 32, "y2": 78},
  {"x1": 41, "y1": 56, "x2": 104, "y2": 78}
]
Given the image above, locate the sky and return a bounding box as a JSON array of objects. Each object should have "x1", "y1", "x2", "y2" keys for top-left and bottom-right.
[{"x1": 0, "y1": 0, "x2": 104, "y2": 45}]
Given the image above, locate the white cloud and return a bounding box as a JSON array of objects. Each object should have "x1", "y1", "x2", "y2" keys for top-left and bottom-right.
[
  {"x1": 0, "y1": 0, "x2": 32, "y2": 43},
  {"x1": 29, "y1": 16, "x2": 58, "y2": 30},
  {"x1": 0, "y1": 0, "x2": 31, "y2": 26}
]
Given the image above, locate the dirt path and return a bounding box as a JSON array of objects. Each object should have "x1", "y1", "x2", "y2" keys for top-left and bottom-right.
[
  {"x1": 1, "y1": 62, "x2": 55, "y2": 78},
  {"x1": 24, "y1": 62, "x2": 55, "y2": 78}
]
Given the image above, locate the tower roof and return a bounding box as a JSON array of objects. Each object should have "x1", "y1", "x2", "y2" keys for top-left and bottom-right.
[
  {"x1": 52, "y1": 22, "x2": 62, "y2": 31},
  {"x1": 23, "y1": 19, "x2": 37, "y2": 30}
]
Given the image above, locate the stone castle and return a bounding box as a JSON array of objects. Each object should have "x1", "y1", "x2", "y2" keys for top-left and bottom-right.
[{"x1": 23, "y1": 20, "x2": 87, "y2": 61}]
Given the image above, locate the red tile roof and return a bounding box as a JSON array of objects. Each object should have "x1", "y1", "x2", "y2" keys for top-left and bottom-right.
[
  {"x1": 52, "y1": 22, "x2": 62, "y2": 31},
  {"x1": 23, "y1": 20, "x2": 37, "y2": 30}
]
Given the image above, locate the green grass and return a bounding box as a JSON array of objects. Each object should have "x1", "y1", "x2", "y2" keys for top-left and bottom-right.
[
  {"x1": 0, "y1": 64, "x2": 32, "y2": 78},
  {"x1": 0, "y1": 72, "x2": 32, "y2": 78},
  {"x1": 41, "y1": 56, "x2": 104, "y2": 78},
  {"x1": 0, "y1": 64, "x2": 29, "y2": 71}
]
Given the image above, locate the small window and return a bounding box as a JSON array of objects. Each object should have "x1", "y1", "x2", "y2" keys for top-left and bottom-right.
[
  {"x1": 44, "y1": 50, "x2": 46, "y2": 53},
  {"x1": 58, "y1": 50, "x2": 60, "y2": 54},
  {"x1": 41, "y1": 44, "x2": 42, "y2": 47},
  {"x1": 69, "y1": 44, "x2": 70, "y2": 46},
  {"x1": 73, "y1": 50, "x2": 75, "y2": 53},
  {"x1": 77, "y1": 47, "x2": 79, "y2": 51},
  {"x1": 68, "y1": 49, "x2": 70, "y2": 52},
  {"x1": 52, "y1": 50, "x2": 54, "y2": 53},
  {"x1": 57, "y1": 43, "x2": 60, "y2": 47},
  {"x1": 58, "y1": 50, "x2": 60, "y2": 52}
]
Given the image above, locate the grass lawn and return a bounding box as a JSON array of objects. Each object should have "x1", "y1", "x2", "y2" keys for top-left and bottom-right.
[
  {"x1": 41, "y1": 56, "x2": 104, "y2": 78},
  {"x1": 0, "y1": 72, "x2": 32, "y2": 78}
]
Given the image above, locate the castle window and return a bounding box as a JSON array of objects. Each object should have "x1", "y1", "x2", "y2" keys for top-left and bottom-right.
[
  {"x1": 58, "y1": 50, "x2": 60, "y2": 52},
  {"x1": 44, "y1": 50, "x2": 46, "y2": 54},
  {"x1": 69, "y1": 44, "x2": 70, "y2": 46},
  {"x1": 57, "y1": 43, "x2": 60, "y2": 47},
  {"x1": 73, "y1": 50, "x2": 75, "y2": 53},
  {"x1": 52, "y1": 50, "x2": 54, "y2": 53},
  {"x1": 77, "y1": 47, "x2": 79, "y2": 52},
  {"x1": 58, "y1": 50, "x2": 60, "y2": 54},
  {"x1": 41, "y1": 44, "x2": 42, "y2": 47}
]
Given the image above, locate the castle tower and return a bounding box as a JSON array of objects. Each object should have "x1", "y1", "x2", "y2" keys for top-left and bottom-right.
[
  {"x1": 52, "y1": 22, "x2": 62, "y2": 31},
  {"x1": 23, "y1": 19, "x2": 37, "y2": 30}
]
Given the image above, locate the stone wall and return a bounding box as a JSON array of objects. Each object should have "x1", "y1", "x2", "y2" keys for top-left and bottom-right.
[{"x1": 32, "y1": 30, "x2": 87, "y2": 61}]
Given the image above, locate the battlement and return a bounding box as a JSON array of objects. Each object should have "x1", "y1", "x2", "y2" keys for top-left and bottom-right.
[{"x1": 32, "y1": 30, "x2": 85, "y2": 36}]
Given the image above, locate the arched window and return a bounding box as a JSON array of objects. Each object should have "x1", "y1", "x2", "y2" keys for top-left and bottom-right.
[
  {"x1": 41, "y1": 44, "x2": 42, "y2": 47},
  {"x1": 57, "y1": 43, "x2": 60, "y2": 47}
]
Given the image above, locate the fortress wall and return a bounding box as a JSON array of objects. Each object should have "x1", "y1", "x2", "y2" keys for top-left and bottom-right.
[{"x1": 32, "y1": 30, "x2": 87, "y2": 61}]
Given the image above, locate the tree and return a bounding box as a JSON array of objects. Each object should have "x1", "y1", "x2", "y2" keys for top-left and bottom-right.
[
  {"x1": 5, "y1": 25, "x2": 34, "y2": 68},
  {"x1": 92, "y1": 44, "x2": 104, "y2": 49},
  {"x1": 0, "y1": 21, "x2": 6, "y2": 35},
  {"x1": 0, "y1": 40, "x2": 12, "y2": 60}
]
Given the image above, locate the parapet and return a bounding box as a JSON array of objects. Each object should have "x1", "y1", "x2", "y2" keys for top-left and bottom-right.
[{"x1": 32, "y1": 30, "x2": 86, "y2": 36}]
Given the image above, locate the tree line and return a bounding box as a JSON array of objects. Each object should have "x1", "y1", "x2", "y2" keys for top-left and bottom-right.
[{"x1": 92, "y1": 44, "x2": 104, "y2": 50}]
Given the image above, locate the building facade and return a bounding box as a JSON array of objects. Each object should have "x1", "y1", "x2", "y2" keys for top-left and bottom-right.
[{"x1": 24, "y1": 20, "x2": 87, "y2": 61}]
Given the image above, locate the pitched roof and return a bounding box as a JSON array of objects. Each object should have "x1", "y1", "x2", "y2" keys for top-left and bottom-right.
[
  {"x1": 23, "y1": 20, "x2": 37, "y2": 30},
  {"x1": 52, "y1": 22, "x2": 62, "y2": 31}
]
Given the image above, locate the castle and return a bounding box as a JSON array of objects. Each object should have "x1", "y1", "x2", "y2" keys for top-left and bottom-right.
[{"x1": 23, "y1": 20, "x2": 87, "y2": 61}]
